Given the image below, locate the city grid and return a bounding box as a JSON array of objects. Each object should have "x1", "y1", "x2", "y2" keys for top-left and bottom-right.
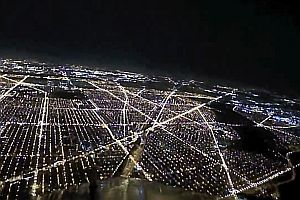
[{"x1": 0, "y1": 59, "x2": 300, "y2": 199}]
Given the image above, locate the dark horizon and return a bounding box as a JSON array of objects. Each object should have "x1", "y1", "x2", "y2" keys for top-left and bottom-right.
[{"x1": 0, "y1": 0, "x2": 300, "y2": 96}]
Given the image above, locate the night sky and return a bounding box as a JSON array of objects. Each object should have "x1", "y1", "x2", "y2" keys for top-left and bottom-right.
[{"x1": 0, "y1": 0, "x2": 299, "y2": 96}]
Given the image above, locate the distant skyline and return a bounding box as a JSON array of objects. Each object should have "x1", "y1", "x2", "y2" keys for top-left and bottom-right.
[{"x1": 0, "y1": 0, "x2": 299, "y2": 96}]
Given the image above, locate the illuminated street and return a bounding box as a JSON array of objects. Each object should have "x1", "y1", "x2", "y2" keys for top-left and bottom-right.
[{"x1": 0, "y1": 58, "x2": 299, "y2": 199}]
